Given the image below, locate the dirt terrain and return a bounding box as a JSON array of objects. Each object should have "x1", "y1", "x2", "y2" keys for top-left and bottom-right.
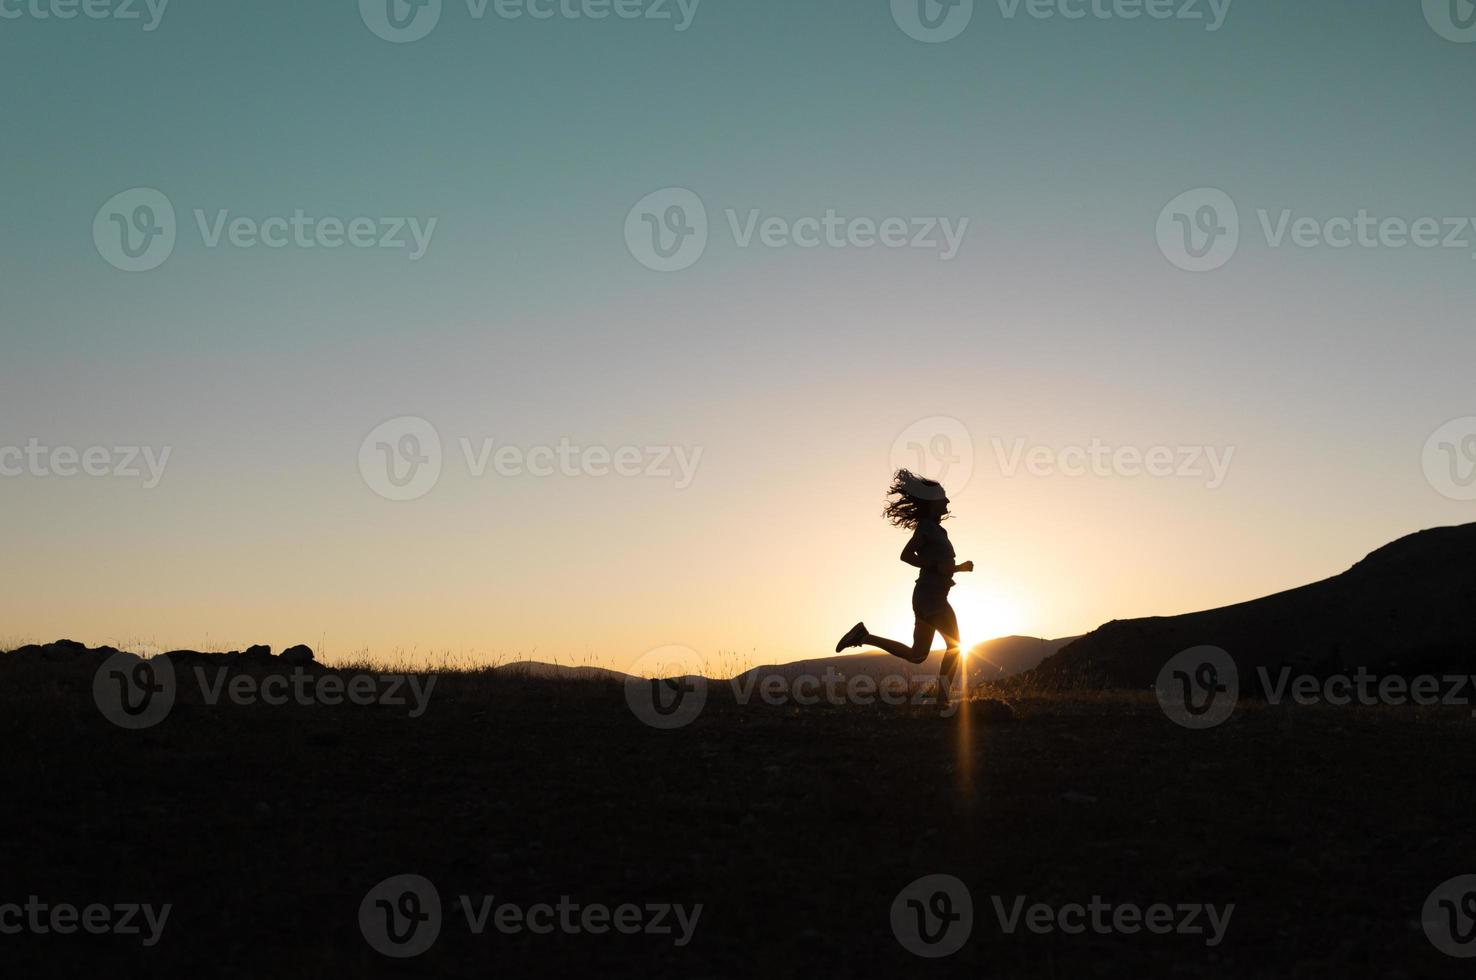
[{"x1": 1, "y1": 648, "x2": 1472, "y2": 978}]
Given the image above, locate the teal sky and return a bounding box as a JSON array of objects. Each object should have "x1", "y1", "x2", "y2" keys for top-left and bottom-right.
[{"x1": 2, "y1": 1, "x2": 1473, "y2": 666}]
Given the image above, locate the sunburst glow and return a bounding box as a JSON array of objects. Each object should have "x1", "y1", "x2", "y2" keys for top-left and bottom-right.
[{"x1": 947, "y1": 587, "x2": 1027, "y2": 650}]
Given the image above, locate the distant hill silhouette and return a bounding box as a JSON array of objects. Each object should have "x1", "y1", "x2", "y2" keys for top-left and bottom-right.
[
  {"x1": 1024, "y1": 522, "x2": 1476, "y2": 690},
  {"x1": 488, "y1": 636, "x2": 1076, "y2": 687},
  {"x1": 735, "y1": 635, "x2": 1079, "y2": 687},
  {"x1": 494, "y1": 661, "x2": 630, "y2": 682},
  {"x1": 4, "y1": 642, "x2": 1067, "y2": 686}
]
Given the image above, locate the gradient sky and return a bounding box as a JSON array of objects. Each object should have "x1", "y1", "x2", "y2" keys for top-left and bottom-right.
[{"x1": 2, "y1": 0, "x2": 1473, "y2": 670}]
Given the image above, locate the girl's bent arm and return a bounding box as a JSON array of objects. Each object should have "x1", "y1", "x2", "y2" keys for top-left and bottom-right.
[{"x1": 899, "y1": 531, "x2": 926, "y2": 568}]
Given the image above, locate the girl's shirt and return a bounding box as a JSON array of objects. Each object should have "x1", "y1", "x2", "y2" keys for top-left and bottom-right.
[{"x1": 911, "y1": 519, "x2": 956, "y2": 591}]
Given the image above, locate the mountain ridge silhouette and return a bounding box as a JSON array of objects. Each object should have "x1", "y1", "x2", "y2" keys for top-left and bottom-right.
[{"x1": 1023, "y1": 522, "x2": 1476, "y2": 689}]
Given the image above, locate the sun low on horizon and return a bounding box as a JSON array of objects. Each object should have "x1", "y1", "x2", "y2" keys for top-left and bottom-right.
[{"x1": 868, "y1": 580, "x2": 1034, "y2": 657}]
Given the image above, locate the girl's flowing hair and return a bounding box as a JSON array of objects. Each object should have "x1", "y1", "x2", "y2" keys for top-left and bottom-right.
[{"x1": 882, "y1": 468, "x2": 948, "y2": 529}]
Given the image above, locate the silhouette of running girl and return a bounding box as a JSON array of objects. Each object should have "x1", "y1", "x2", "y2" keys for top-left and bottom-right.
[{"x1": 835, "y1": 469, "x2": 973, "y2": 704}]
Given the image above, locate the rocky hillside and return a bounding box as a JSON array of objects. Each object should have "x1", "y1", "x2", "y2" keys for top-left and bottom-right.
[{"x1": 1023, "y1": 523, "x2": 1476, "y2": 689}]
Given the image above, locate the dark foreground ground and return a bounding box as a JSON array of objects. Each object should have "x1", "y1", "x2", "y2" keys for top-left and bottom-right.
[{"x1": 1, "y1": 653, "x2": 1473, "y2": 979}]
